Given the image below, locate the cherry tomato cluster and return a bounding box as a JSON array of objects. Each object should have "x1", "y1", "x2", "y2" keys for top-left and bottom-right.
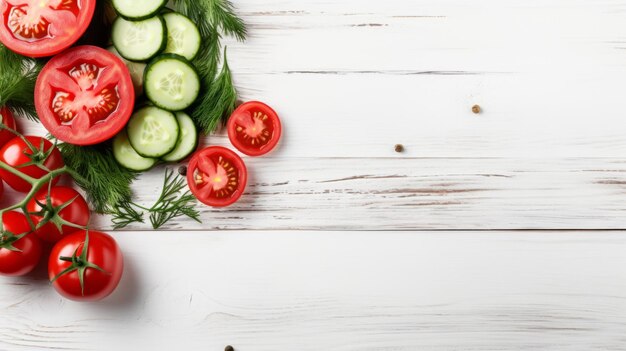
[
  {"x1": 0, "y1": 110, "x2": 123, "y2": 301},
  {"x1": 187, "y1": 101, "x2": 282, "y2": 207}
]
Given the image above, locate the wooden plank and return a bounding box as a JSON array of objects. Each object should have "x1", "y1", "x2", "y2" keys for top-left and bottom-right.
[
  {"x1": 60, "y1": 157, "x2": 626, "y2": 231},
  {"x1": 1, "y1": 231, "x2": 626, "y2": 350},
  {"x1": 17, "y1": 0, "x2": 626, "y2": 158}
]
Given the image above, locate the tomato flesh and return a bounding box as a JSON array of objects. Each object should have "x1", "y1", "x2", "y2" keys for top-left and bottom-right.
[
  {"x1": 0, "y1": 211, "x2": 42, "y2": 276},
  {"x1": 0, "y1": 107, "x2": 17, "y2": 148},
  {"x1": 187, "y1": 146, "x2": 247, "y2": 207},
  {"x1": 36, "y1": 46, "x2": 134, "y2": 145},
  {"x1": 0, "y1": 136, "x2": 64, "y2": 192},
  {"x1": 227, "y1": 101, "x2": 282, "y2": 156},
  {"x1": 26, "y1": 186, "x2": 90, "y2": 244},
  {"x1": 0, "y1": 0, "x2": 96, "y2": 57}
]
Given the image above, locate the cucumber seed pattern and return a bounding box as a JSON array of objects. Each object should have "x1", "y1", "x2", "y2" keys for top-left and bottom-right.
[
  {"x1": 140, "y1": 116, "x2": 171, "y2": 145},
  {"x1": 157, "y1": 71, "x2": 184, "y2": 101}
]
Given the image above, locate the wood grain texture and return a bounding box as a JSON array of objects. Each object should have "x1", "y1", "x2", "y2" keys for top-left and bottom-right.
[
  {"x1": 2, "y1": 231, "x2": 626, "y2": 351},
  {"x1": 2, "y1": 1, "x2": 626, "y2": 350},
  {"x1": 74, "y1": 157, "x2": 626, "y2": 231}
]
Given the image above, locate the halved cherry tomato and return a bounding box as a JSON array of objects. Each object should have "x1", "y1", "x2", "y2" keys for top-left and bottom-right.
[
  {"x1": 26, "y1": 186, "x2": 90, "y2": 244},
  {"x1": 187, "y1": 146, "x2": 247, "y2": 207},
  {"x1": 0, "y1": 0, "x2": 96, "y2": 57},
  {"x1": 35, "y1": 45, "x2": 135, "y2": 145},
  {"x1": 0, "y1": 136, "x2": 64, "y2": 192},
  {"x1": 0, "y1": 211, "x2": 42, "y2": 277},
  {"x1": 0, "y1": 107, "x2": 17, "y2": 148},
  {"x1": 49, "y1": 230, "x2": 123, "y2": 301},
  {"x1": 227, "y1": 101, "x2": 282, "y2": 156}
]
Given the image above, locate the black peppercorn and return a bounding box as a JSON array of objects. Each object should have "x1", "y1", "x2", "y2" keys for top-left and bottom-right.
[
  {"x1": 178, "y1": 166, "x2": 187, "y2": 176},
  {"x1": 394, "y1": 144, "x2": 404, "y2": 153}
]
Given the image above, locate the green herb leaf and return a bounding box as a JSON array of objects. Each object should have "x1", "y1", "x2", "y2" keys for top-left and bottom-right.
[
  {"x1": 110, "y1": 200, "x2": 144, "y2": 230},
  {"x1": 174, "y1": 0, "x2": 247, "y2": 42},
  {"x1": 57, "y1": 143, "x2": 136, "y2": 213},
  {"x1": 0, "y1": 44, "x2": 42, "y2": 121},
  {"x1": 191, "y1": 48, "x2": 238, "y2": 134},
  {"x1": 174, "y1": 0, "x2": 245, "y2": 134},
  {"x1": 111, "y1": 169, "x2": 200, "y2": 230}
]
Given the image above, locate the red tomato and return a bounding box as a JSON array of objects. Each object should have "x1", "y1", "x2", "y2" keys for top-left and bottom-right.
[
  {"x1": 0, "y1": 0, "x2": 96, "y2": 58},
  {"x1": 187, "y1": 146, "x2": 247, "y2": 207},
  {"x1": 227, "y1": 101, "x2": 282, "y2": 156},
  {"x1": 49, "y1": 230, "x2": 123, "y2": 301},
  {"x1": 0, "y1": 211, "x2": 42, "y2": 276},
  {"x1": 0, "y1": 107, "x2": 17, "y2": 148},
  {"x1": 26, "y1": 186, "x2": 90, "y2": 244},
  {"x1": 0, "y1": 136, "x2": 64, "y2": 192},
  {"x1": 35, "y1": 45, "x2": 135, "y2": 145}
]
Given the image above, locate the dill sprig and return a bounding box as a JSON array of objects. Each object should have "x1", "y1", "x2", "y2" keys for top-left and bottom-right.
[
  {"x1": 173, "y1": 0, "x2": 247, "y2": 42},
  {"x1": 57, "y1": 143, "x2": 136, "y2": 213},
  {"x1": 173, "y1": 0, "x2": 245, "y2": 134},
  {"x1": 191, "y1": 48, "x2": 238, "y2": 134},
  {"x1": 111, "y1": 168, "x2": 200, "y2": 230},
  {"x1": 0, "y1": 44, "x2": 42, "y2": 120}
]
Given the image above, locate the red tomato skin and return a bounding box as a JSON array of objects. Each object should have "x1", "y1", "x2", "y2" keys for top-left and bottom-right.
[
  {"x1": 187, "y1": 146, "x2": 248, "y2": 207},
  {"x1": 26, "y1": 186, "x2": 90, "y2": 244},
  {"x1": 0, "y1": 107, "x2": 17, "y2": 148},
  {"x1": 0, "y1": 136, "x2": 64, "y2": 192},
  {"x1": 49, "y1": 230, "x2": 123, "y2": 302},
  {"x1": 227, "y1": 101, "x2": 282, "y2": 157},
  {"x1": 35, "y1": 45, "x2": 135, "y2": 145},
  {"x1": 0, "y1": 212, "x2": 42, "y2": 277},
  {"x1": 0, "y1": 0, "x2": 96, "y2": 58}
]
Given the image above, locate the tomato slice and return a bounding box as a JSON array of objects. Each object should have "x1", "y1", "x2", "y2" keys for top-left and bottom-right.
[
  {"x1": 227, "y1": 101, "x2": 282, "y2": 157},
  {"x1": 0, "y1": 0, "x2": 96, "y2": 57},
  {"x1": 35, "y1": 45, "x2": 134, "y2": 145},
  {"x1": 0, "y1": 107, "x2": 17, "y2": 148},
  {"x1": 187, "y1": 146, "x2": 247, "y2": 207}
]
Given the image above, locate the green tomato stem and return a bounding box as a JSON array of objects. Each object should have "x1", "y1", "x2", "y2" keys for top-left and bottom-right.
[
  {"x1": 0, "y1": 160, "x2": 36, "y2": 183},
  {"x1": 0, "y1": 166, "x2": 70, "y2": 233}
]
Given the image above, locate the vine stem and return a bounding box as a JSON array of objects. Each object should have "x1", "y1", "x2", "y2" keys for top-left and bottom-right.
[{"x1": 0, "y1": 161, "x2": 70, "y2": 233}]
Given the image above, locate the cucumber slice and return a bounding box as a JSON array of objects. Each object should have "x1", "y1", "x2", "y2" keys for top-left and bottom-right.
[
  {"x1": 144, "y1": 54, "x2": 200, "y2": 111},
  {"x1": 113, "y1": 130, "x2": 158, "y2": 171},
  {"x1": 163, "y1": 12, "x2": 201, "y2": 60},
  {"x1": 162, "y1": 112, "x2": 198, "y2": 162},
  {"x1": 107, "y1": 46, "x2": 147, "y2": 95},
  {"x1": 112, "y1": 0, "x2": 167, "y2": 20},
  {"x1": 112, "y1": 16, "x2": 166, "y2": 62},
  {"x1": 127, "y1": 106, "x2": 180, "y2": 158}
]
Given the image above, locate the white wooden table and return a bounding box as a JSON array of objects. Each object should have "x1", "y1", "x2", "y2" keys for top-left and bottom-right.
[{"x1": 3, "y1": 0, "x2": 626, "y2": 349}]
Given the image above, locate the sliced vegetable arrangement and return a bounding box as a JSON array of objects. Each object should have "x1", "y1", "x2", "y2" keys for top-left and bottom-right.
[{"x1": 0, "y1": 0, "x2": 283, "y2": 302}]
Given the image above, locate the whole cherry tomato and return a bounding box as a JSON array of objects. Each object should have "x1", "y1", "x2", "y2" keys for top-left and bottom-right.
[
  {"x1": 27, "y1": 186, "x2": 90, "y2": 244},
  {"x1": 49, "y1": 230, "x2": 123, "y2": 301},
  {"x1": 0, "y1": 211, "x2": 42, "y2": 277},
  {"x1": 0, "y1": 136, "x2": 64, "y2": 192}
]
